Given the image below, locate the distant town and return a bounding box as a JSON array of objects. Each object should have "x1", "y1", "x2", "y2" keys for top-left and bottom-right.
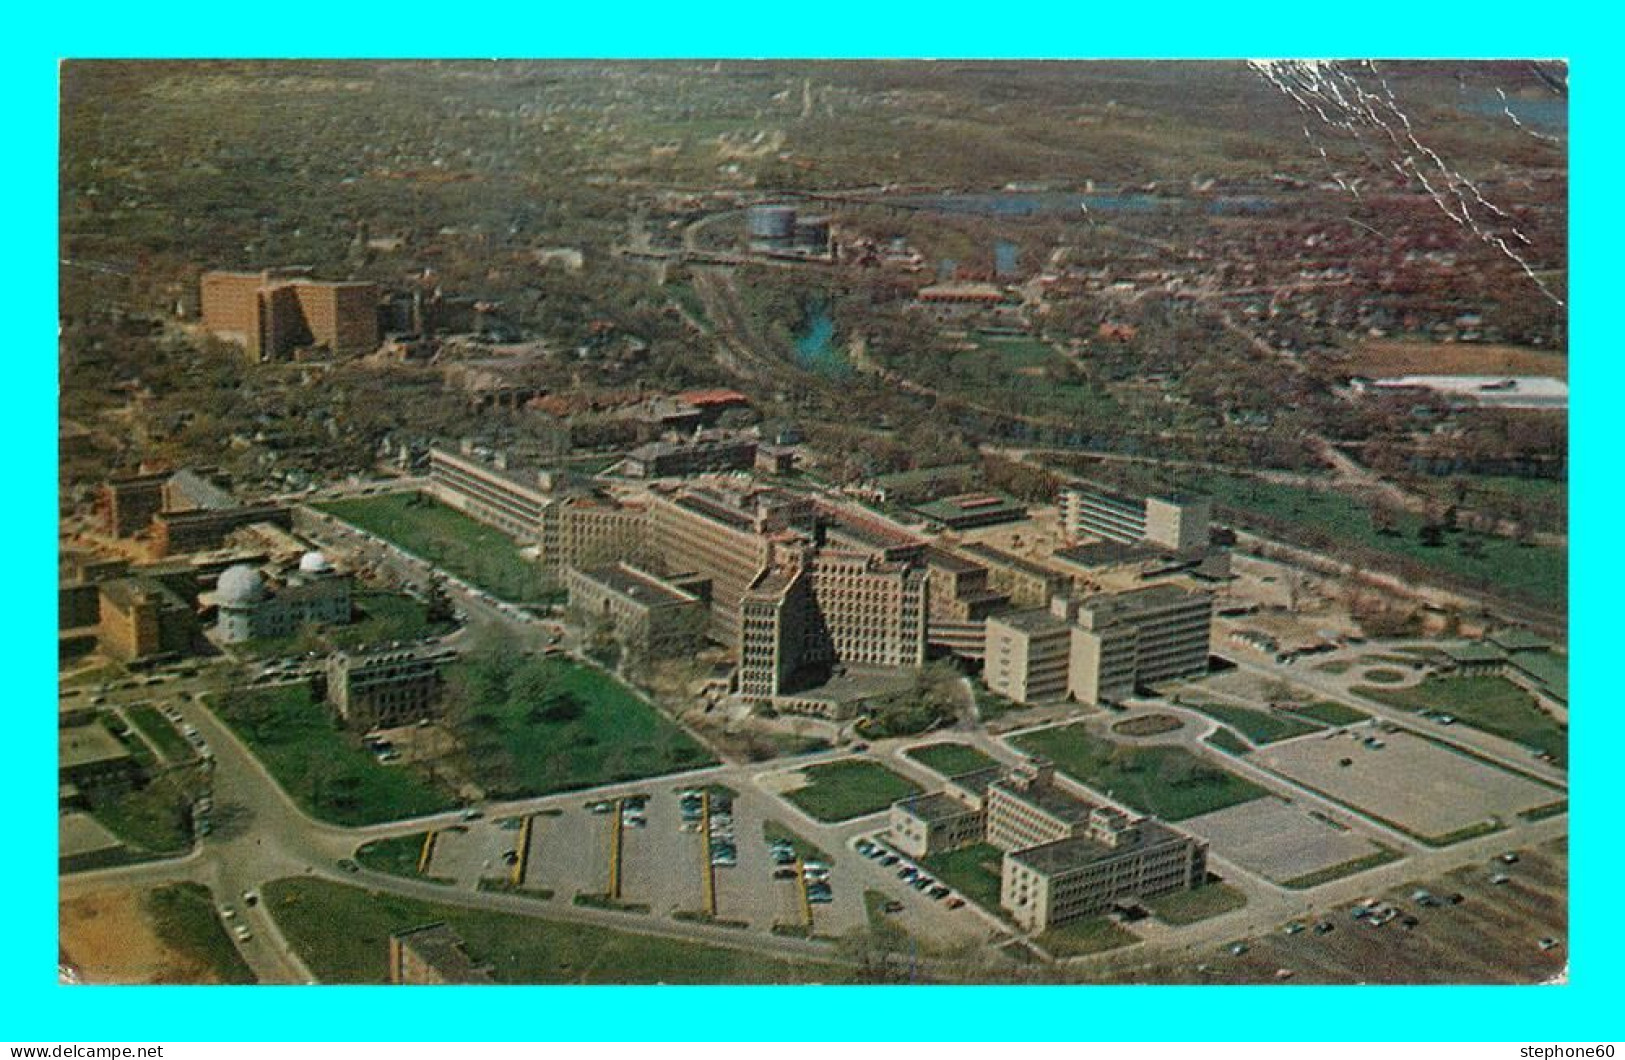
[{"x1": 59, "y1": 59, "x2": 1566, "y2": 986}]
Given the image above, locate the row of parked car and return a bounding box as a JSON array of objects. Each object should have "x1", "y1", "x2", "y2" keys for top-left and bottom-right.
[{"x1": 855, "y1": 839, "x2": 964, "y2": 909}]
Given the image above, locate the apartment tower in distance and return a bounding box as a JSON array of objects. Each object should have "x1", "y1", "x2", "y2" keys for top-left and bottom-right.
[{"x1": 201, "y1": 268, "x2": 380, "y2": 360}]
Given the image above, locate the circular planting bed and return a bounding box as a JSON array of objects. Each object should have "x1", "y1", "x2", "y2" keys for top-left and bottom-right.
[{"x1": 1111, "y1": 714, "x2": 1185, "y2": 738}]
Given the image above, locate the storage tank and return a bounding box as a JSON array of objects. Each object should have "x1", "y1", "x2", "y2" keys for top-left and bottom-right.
[{"x1": 747, "y1": 204, "x2": 797, "y2": 242}]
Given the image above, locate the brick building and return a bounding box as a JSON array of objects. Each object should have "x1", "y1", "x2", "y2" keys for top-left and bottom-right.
[{"x1": 201, "y1": 268, "x2": 380, "y2": 360}]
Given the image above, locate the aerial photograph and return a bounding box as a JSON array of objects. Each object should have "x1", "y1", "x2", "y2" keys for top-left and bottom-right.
[{"x1": 56, "y1": 59, "x2": 1567, "y2": 987}]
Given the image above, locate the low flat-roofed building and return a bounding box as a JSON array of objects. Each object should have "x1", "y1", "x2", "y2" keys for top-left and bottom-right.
[
  {"x1": 912, "y1": 492, "x2": 1028, "y2": 531},
  {"x1": 564, "y1": 562, "x2": 706, "y2": 660},
  {"x1": 1002, "y1": 808, "x2": 1207, "y2": 931},
  {"x1": 388, "y1": 922, "x2": 496, "y2": 985},
  {"x1": 622, "y1": 431, "x2": 757, "y2": 479},
  {"x1": 889, "y1": 791, "x2": 987, "y2": 859},
  {"x1": 59, "y1": 720, "x2": 141, "y2": 798},
  {"x1": 1440, "y1": 641, "x2": 1506, "y2": 676}
]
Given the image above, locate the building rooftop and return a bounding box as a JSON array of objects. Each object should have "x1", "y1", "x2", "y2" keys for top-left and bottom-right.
[
  {"x1": 166, "y1": 469, "x2": 236, "y2": 512},
  {"x1": 989, "y1": 608, "x2": 1071, "y2": 636},
  {"x1": 392, "y1": 923, "x2": 496, "y2": 984},
  {"x1": 894, "y1": 791, "x2": 978, "y2": 824},
  {"x1": 960, "y1": 543, "x2": 1063, "y2": 583},
  {"x1": 1442, "y1": 641, "x2": 1506, "y2": 664},
  {"x1": 576, "y1": 563, "x2": 700, "y2": 608},
  {"x1": 991, "y1": 775, "x2": 1098, "y2": 826},
  {"x1": 60, "y1": 722, "x2": 133, "y2": 771},
  {"x1": 1007, "y1": 818, "x2": 1189, "y2": 876},
  {"x1": 912, "y1": 492, "x2": 1028, "y2": 528},
  {"x1": 1050, "y1": 541, "x2": 1160, "y2": 570},
  {"x1": 673, "y1": 489, "x2": 758, "y2": 533},
  {"x1": 1081, "y1": 583, "x2": 1207, "y2": 624},
  {"x1": 922, "y1": 546, "x2": 985, "y2": 575},
  {"x1": 945, "y1": 765, "x2": 1004, "y2": 799},
  {"x1": 1488, "y1": 628, "x2": 1553, "y2": 653}
]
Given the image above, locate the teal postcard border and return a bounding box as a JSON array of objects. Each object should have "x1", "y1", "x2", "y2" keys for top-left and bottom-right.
[{"x1": 12, "y1": 0, "x2": 1617, "y2": 1042}]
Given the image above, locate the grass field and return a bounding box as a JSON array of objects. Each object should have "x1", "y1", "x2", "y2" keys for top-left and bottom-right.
[
  {"x1": 1013, "y1": 724, "x2": 1268, "y2": 821},
  {"x1": 1205, "y1": 728, "x2": 1252, "y2": 756},
  {"x1": 1293, "y1": 701, "x2": 1369, "y2": 727},
  {"x1": 88, "y1": 777, "x2": 193, "y2": 856},
  {"x1": 904, "y1": 741, "x2": 997, "y2": 777},
  {"x1": 1111, "y1": 714, "x2": 1185, "y2": 737},
  {"x1": 1185, "y1": 701, "x2": 1318, "y2": 745},
  {"x1": 1279, "y1": 845, "x2": 1402, "y2": 890},
  {"x1": 144, "y1": 883, "x2": 257, "y2": 985},
  {"x1": 452, "y1": 657, "x2": 714, "y2": 798},
  {"x1": 212, "y1": 683, "x2": 457, "y2": 825},
  {"x1": 262, "y1": 877, "x2": 842, "y2": 984},
  {"x1": 1353, "y1": 675, "x2": 1566, "y2": 765},
  {"x1": 355, "y1": 832, "x2": 434, "y2": 878},
  {"x1": 126, "y1": 704, "x2": 194, "y2": 762},
  {"x1": 920, "y1": 843, "x2": 1006, "y2": 916},
  {"x1": 1190, "y1": 472, "x2": 1566, "y2": 611},
  {"x1": 1144, "y1": 882, "x2": 1248, "y2": 925},
  {"x1": 317, "y1": 493, "x2": 557, "y2": 604},
  {"x1": 1346, "y1": 338, "x2": 1567, "y2": 380},
  {"x1": 1362, "y1": 667, "x2": 1410, "y2": 685},
  {"x1": 782, "y1": 759, "x2": 923, "y2": 823},
  {"x1": 1038, "y1": 916, "x2": 1139, "y2": 958}
]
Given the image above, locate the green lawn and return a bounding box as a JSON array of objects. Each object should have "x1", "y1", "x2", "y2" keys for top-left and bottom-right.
[
  {"x1": 126, "y1": 704, "x2": 194, "y2": 762},
  {"x1": 1362, "y1": 667, "x2": 1410, "y2": 684},
  {"x1": 904, "y1": 741, "x2": 997, "y2": 777},
  {"x1": 762, "y1": 820, "x2": 831, "y2": 865},
  {"x1": 1185, "y1": 701, "x2": 1319, "y2": 745},
  {"x1": 1144, "y1": 883, "x2": 1247, "y2": 925},
  {"x1": 1038, "y1": 916, "x2": 1139, "y2": 958},
  {"x1": 317, "y1": 493, "x2": 559, "y2": 604},
  {"x1": 355, "y1": 832, "x2": 434, "y2": 878},
  {"x1": 1293, "y1": 701, "x2": 1369, "y2": 726},
  {"x1": 920, "y1": 843, "x2": 1006, "y2": 916},
  {"x1": 782, "y1": 759, "x2": 923, "y2": 822},
  {"x1": 1280, "y1": 845, "x2": 1402, "y2": 889},
  {"x1": 1353, "y1": 675, "x2": 1566, "y2": 765},
  {"x1": 212, "y1": 683, "x2": 457, "y2": 826},
  {"x1": 1205, "y1": 727, "x2": 1251, "y2": 757},
  {"x1": 263, "y1": 877, "x2": 839, "y2": 984},
  {"x1": 1013, "y1": 724, "x2": 1269, "y2": 821},
  {"x1": 87, "y1": 777, "x2": 193, "y2": 856},
  {"x1": 1178, "y1": 471, "x2": 1566, "y2": 611},
  {"x1": 144, "y1": 883, "x2": 257, "y2": 984},
  {"x1": 449, "y1": 657, "x2": 715, "y2": 798}
]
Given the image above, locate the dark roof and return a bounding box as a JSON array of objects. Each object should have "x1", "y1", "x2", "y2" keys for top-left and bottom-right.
[
  {"x1": 894, "y1": 792, "x2": 979, "y2": 824},
  {"x1": 392, "y1": 922, "x2": 496, "y2": 984},
  {"x1": 1007, "y1": 815, "x2": 1192, "y2": 876}
]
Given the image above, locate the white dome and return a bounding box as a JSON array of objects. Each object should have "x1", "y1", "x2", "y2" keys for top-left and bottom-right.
[
  {"x1": 217, "y1": 564, "x2": 267, "y2": 605},
  {"x1": 299, "y1": 551, "x2": 333, "y2": 574}
]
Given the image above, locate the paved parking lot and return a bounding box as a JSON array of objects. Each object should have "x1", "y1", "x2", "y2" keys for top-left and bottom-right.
[
  {"x1": 618, "y1": 789, "x2": 704, "y2": 914},
  {"x1": 425, "y1": 823, "x2": 518, "y2": 885},
  {"x1": 1182, "y1": 797, "x2": 1388, "y2": 884},
  {"x1": 523, "y1": 804, "x2": 613, "y2": 898},
  {"x1": 1253, "y1": 727, "x2": 1559, "y2": 842}
]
